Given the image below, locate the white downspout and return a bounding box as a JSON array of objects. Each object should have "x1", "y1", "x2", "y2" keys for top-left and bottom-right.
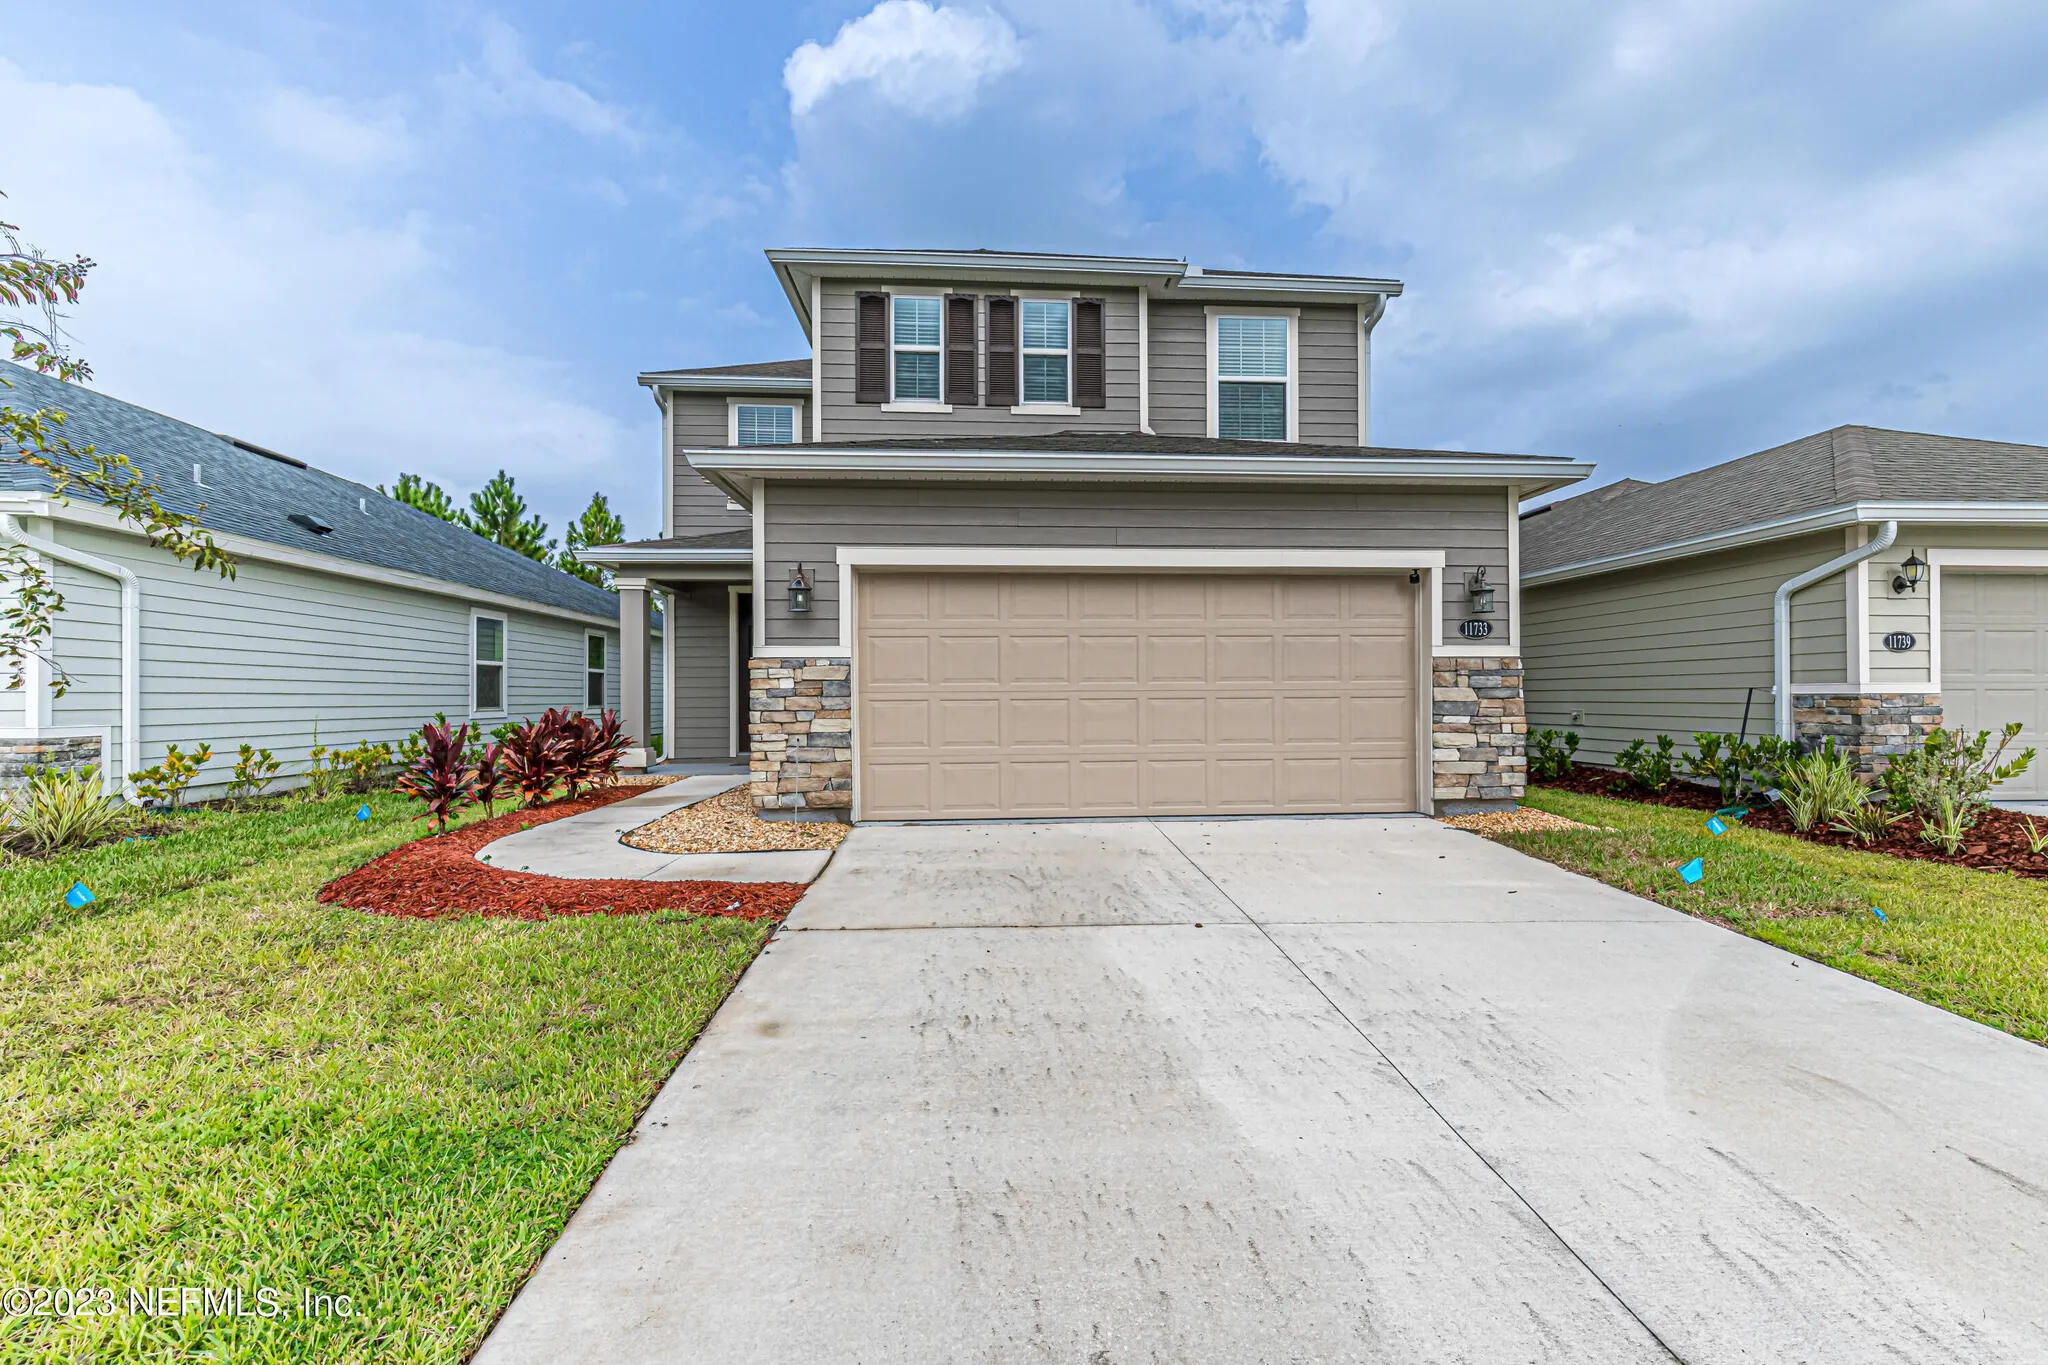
[
  {"x1": 1358, "y1": 294, "x2": 1388, "y2": 447},
  {"x1": 1774, "y1": 519, "x2": 1895, "y2": 741},
  {"x1": 0, "y1": 513, "x2": 141, "y2": 798}
]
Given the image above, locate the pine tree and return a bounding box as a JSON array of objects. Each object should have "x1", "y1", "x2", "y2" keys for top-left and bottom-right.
[
  {"x1": 380, "y1": 472, "x2": 461, "y2": 522},
  {"x1": 558, "y1": 492, "x2": 627, "y2": 586},
  {"x1": 461, "y1": 470, "x2": 555, "y2": 563}
]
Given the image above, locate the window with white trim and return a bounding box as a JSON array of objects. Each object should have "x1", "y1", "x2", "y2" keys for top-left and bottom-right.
[
  {"x1": 473, "y1": 613, "x2": 507, "y2": 714},
  {"x1": 585, "y1": 633, "x2": 606, "y2": 709},
  {"x1": 1019, "y1": 299, "x2": 1070, "y2": 404},
  {"x1": 1215, "y1": 314, "x2": 1290, "y2": 440},
  {"x1": 892, "y1": 295, "x2": 942, "y2": 401},
  {"x1": 734, "y1": 403, "x2": 796, "y2": 445}
]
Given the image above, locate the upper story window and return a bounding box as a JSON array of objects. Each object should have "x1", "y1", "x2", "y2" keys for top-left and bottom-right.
[
  {"x1": 892, "y1": 296, "x2": 943, "y2": 402},
  {"x1": 1019, "y1": 299, "x2": 1070, "y2": 405},
  {"x1": 1212, "y1": 313, "x2": 1293, "y2": 441},
  {"x1": 734, "y1": 403, "x2": 796, "y2": 445}
]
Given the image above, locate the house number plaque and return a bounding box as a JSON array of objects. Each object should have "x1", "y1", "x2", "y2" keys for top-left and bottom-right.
[
  {"x1": 1460, "y1": 619, "x2": 1493, "y2": 640},
  {"x1": 1883, "y1": 631, "x2": 1916, "y2": 652}
]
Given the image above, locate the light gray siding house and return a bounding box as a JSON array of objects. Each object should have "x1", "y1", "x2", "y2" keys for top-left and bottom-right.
[
  {"x1": 1521, "y1": 426, "x2": 2048, "y2": 800},
  {"x1": 595, "y1": 248, "x2": 1591, "y2": 821},
  {"x1": 0, "y1": 363, "x2": 660, "y2": 800}
]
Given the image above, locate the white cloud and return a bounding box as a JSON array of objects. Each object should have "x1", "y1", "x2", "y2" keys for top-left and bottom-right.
[
  {"x1": 444, "y1": 16, "x2": 642, "y2": 147},
  {"x1": 785, "y1": 1, "x2": 1022, "y2": 119},
  {"x1": 257, "y1": 87, "x2": 411, "y2": 168}
]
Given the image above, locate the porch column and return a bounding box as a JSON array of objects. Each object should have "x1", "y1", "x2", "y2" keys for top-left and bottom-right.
[{"x1": 617, "y1": 576, "x2": 652, "y2": 769}]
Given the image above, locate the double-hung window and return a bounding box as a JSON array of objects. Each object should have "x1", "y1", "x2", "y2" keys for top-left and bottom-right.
[
  {"x1": 1214, "y1": 314, "x2": 1291, "y2": 441},
  {"x1": 892, "y1": 296, "x2": 943, "y2": 402},
  {"x1": 1019, "y1": 299, "x2": 1070, "y2": 405},
  {"x1": 473, "y1": 612, "x2": 507, "y2": 714},
  {"x1": 734, "y1": 403, "x2": 796, "y2": 445},
  {"x1": 585, "y1": 633, "x2": 606, "y2": 709}
]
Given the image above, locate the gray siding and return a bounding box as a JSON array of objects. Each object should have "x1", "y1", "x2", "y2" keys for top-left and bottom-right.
[
  {"x1": 817, "y1": 281, "x2": 1140, "y2": 439},
  {"x1": 1522, "y1": 532, "x2": 1852, "y2": 764},
  {"x1": 30, "y1": 520, "x2": 634, "y2": 798},
  {"x1": 1866, "y1": 524, "x2": 2048, "y2": 688},
  {"x1": 1148, "y1": 300, "x2": 1360, "y2": 443},
  {"x1": 761, "y1": 481, "x2": 1509, "y2": 648},
  {"x1": 670, "y1": 392, "x2": 755, "y2": 537},
  {"x1": 665, "y1": 582, "x2": 735, "y2": 759}
]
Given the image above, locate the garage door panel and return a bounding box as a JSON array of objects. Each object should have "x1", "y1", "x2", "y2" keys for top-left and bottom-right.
[
  {"x1": 864, "y1": 575, "x2": 932, "y2": 621},
  {"x1": 858, "y1": 571, "x2": 1418, "y2": 819},
  {"x1": 1943, "y1": 571, "x2": 2048, "y2": 800}
]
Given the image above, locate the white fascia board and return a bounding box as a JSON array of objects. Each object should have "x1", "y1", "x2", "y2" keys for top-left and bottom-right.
[
  {"x1": 6, "y1": 494, "x2": 623, "y2": 629},
  {"x1": 639, "y1": 373, "x2": 813, "y2": 394},
  {"x1": 765, "y1": 247, "x2": 1187, "y2": 279},
  {"x1": 1526, "y1": 500, "x2": 2048, "y2": 586},
  {"x1": 1170, "y1": 272, "x2": 1404, "y2": 302},
  {"x1": 584, "y1": 545, "x2": 752, "y2": 567},
  {"x1": 684, "y1": 447, "x2": 1592, "y2": 498}
]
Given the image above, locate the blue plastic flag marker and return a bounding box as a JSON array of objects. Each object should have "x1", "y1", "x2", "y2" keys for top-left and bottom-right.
[
  {"x1": 354, "y1": 804, "x2": 371, "y2": 822},
  {"x1": 64, "y1": 881, "x2": 96, "y2": 909},
  {"x1": 1764, "y1": 788, "x2": 1783, "y2": 805},
  {"x1": 1705, "y1": 816, "x2": 1728, "y2": 837},
  {"x1": 1871, "y1": 906, "x2": 1889, "y2": 924},
  {"x1": 1678, "y1": 857, "x2": 1705, "y2": 885}
]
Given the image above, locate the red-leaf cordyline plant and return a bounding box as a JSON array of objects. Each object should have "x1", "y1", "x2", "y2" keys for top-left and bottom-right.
[
  {"x1": 504, "y1": 708, "x2": 574, "y2": 807},
  {"x1": 559, "y1": 708, "x2": 632, "y2": 799},
  {"x1": 470, "y1": 739, "x2": 507, "y2": 817},
  {"x1": 395, "y1": 720, "x2": 475, "y2": 833}
]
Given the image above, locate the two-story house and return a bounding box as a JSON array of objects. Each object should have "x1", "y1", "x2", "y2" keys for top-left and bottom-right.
[{"x1": 591, "y1": 249, "x2": 1589, "y2": 821}]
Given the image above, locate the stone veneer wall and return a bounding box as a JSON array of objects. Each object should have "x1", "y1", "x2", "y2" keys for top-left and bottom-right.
[
  {"x1": 1433, "y1": 656, "x2": 1526, "y2": 812},
  {"x1": 1792, "y1": 693, "x2": 1941, "y2": 774},
  {"x1": 0, "y1": 733, "x2": 104, "y2": 788},
  {"x1": 747, "y1": 656, "x2": 853, "y2": 821}
]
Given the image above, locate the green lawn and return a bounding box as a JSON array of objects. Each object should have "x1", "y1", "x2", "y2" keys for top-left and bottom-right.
[
  {"x1": 0, "y1": 791, "x2": 771, "y2": 1362},
  {"x1": 1512, "y1": 787, "x2": 2048, "y2": 1046}
]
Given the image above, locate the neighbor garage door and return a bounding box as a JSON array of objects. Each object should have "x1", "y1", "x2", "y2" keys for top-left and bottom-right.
[
  {"x1": 1943, "y1": 571, "x2": 2048, "y2": 800},
  {"x1": 855, "y1": 571, "x2": 1418, "y2": 821}
]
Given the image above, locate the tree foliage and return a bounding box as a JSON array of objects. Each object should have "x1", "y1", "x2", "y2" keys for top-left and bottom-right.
[
  {"x1": 461, "y1": 469, "x2": 556, "y2": 563},
  {"x1": 2, "y1": 192, "x2": 234, "y2": 697},
  {"x1": 558, "y1": 491, "x2": 626, "y2": 585},
  {"x1": 380, "y1": 472, "x2": 461, "y2": 523}
]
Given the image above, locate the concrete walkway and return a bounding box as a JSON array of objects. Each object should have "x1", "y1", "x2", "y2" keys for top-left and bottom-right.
[
  {"x1": 475, "y1": 775, "x2": 833, "y2": 884},
  {"x1": 477, "y1": 816, "x2": 2048, "y2": 1364}
]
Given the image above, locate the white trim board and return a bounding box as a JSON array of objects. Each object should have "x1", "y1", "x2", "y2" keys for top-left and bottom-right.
[
  {"x1": 469, "y1": 608, "x2": 510, "y2": 719},
  {"x1": 725, "y1": 396, "x2": 806, "y2": 446}
]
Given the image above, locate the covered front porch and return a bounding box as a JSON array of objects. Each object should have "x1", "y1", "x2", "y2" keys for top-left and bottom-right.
[{"x1": 590, "y1": 532, "x2": 753, "y2": 771}]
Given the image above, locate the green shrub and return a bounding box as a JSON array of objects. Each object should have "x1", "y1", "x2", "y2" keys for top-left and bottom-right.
[
  {"x1": 1879, "y1": 724, "x2": 2035, "y2": 833},
  {"x1": 1778, "y1": 747, "x2": 1865, "y2": 832},
  {"x1": 1529, "y1": 728, "x2": 1580, "y2": 781},
  {"x1": 1918, "y1": 789, "x2": 1973, "y2": 856},
  {"x1": 131, "y1": 742, "x2": 214, "y2": 809},
  {"x1": 3, "y1": 765, "x2": 130, "y2": 854},
  {"x1": 226, "y1": 744, "x2": 281, "y2": 801},
  {"x1": 1615, "y1": 735, "x2": 1678, "y2": 792},
  {"x1": 1831, "y1": 796, "x2": 1906, "y2": 845}
]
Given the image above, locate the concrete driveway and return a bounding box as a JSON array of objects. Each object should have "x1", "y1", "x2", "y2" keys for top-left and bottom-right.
[{"x1": 477, "y1": 817, "x2": 2048, "y2": 1364}]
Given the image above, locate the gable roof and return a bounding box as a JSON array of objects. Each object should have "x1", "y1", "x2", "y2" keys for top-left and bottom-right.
[
  {"x1": 1522, "y1": 425, "x2": 2048, "y2": 578},
  {"x1": 0, "y1": 362, "x2": 622, "y2": 620}
]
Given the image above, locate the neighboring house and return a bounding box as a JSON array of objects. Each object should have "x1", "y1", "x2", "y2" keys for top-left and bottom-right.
[
  {"x1": 1520, "y1": 425, "x2": 2048, "y2": 799},
  {"x1": 593, "y1": 248, "x2": 1590, "y2": 820},
  {"x1": 0, "y1": 362, "x2": 660, "y2": 799}
]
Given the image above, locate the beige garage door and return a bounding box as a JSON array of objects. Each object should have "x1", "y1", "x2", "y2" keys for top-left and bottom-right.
[
  {"x1": 1943, "y1": 572, "x2": 2048, "y2": 800},
  {"x1": 856, "y1": 571, "x2": 1419, "y2": 821}
]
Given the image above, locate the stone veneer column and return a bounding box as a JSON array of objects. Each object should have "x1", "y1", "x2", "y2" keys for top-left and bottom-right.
[
  {"x1": 0, "y1": 734, "x2": 104, "y2": 790},
  {"x1": 1432, "y1": 656, "x2": 1526, "y2": 813},
  {"x1": 1792, "y1": 693, "x2": 1941, "y2": 774},
  {"x1": 748, "y1": 656, "x2": 853, "y2": 822}
]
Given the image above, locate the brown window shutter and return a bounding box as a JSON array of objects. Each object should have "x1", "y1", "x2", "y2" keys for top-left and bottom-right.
[
  {"x1": 1074, "y1": 298, "x2": 1106, "y2": 409},
  {"x1": 985, "y1": 296, "x2": 1018, "y2": 407},
  {"x1": 944, "y1": 295, "x2": 978, "y2": 405},
  {"x1": 855, "y1": 292, "x2": 888, "y2": 404}
]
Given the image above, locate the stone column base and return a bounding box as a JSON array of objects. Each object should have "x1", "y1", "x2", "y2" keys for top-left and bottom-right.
[
  {"x1": 748, "y1": 656, "x2": 854, "y2": 823},
  {"x1": 1432, "y1": 656, "x2": 1526, "y2": 813},
  {"x1": 1792, "y1": 693, "x2": 1940, "y2": 774},
  {"x1": 0, "y1": 733, "x2": 105, "y2": 789}
]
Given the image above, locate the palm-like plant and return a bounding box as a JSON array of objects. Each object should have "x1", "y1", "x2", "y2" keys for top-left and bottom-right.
[{"x1": 395, "y1": 721, "x2": 474, "y2": 833}]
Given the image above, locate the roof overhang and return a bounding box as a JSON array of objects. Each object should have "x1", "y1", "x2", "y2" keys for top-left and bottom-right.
[
  {"x1": 685, "y1": 445, "x2": 1591, "y2": 510},
  {"x1": 637, "y1": 372, "x2": 811, "y2": 395},
  {"x1": 581, "y1": 541, "x2": 752, "y2": 576},
  {"x1": 1525, "y1": 499, "x2": 2048, "y2": 585},
  {"x1": 1170, "y1": 269, "x2": 1405, "y2": 305}
]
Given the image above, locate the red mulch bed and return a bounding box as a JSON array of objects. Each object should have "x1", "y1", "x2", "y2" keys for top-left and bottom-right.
[
  {"x1": 318, "y1": 785, "x2": 806, "y2": 921},
  {"x1": 1540, "y1": 763, "x2": 2048, "y2": 878}
]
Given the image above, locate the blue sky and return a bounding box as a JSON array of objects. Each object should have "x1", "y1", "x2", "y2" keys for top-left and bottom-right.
[{"x1": 12, "y1": 1, "x2": 2048, "y2": 536}]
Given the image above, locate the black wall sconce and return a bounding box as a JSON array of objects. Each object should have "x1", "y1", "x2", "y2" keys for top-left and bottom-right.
[
  {"x1": 1466, "y1": 566, "x2": 1496, "y2": 615},
  {"x1": 1892, "y1": 551, "x2": 1927, "y2": 595},
  {"x1": 788, "y1": 563, "x2": 813, "y2": 613},
  {"x1": 1409, "y1": 568, "x2": 1420, "y2": 584}
]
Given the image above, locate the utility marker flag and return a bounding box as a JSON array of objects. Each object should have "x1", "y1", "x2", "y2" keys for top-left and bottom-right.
[
  {"x1": 1679, "y1": 857, "x2": 1705, "y2": 884},
  {"x1": 1872, "y1": 906, "x2": 1889, "y2": 924},
  {"x1": 64, "y1": 881, "x2": 96, "y2": 909},
  {"x1": 1705, "y1": 816, "x2": 1728, "y2": 837},
  {"x1": 355, "y1": 805, "x2": 371, "y2": 822}
]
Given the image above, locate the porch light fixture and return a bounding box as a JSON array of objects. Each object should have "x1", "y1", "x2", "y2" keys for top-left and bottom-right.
[
  {"x1": 1892, "y1": 552, "x2": 1927, "y2": 595},
  {"x1": 1465, "y1": 566, "x2": 1496, "y2": 615},
  {"x1": 787, "y1": 563, "x2": 813, "y2": 614}
]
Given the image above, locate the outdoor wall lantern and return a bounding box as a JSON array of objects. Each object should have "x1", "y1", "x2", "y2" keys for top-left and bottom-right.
[
  {"x1": 788, "y1": 563, "x2": 813, "y2": 613},
  {"x1": 1892, "y1": 552, "x2": 1928, "y2": 595},
  {"x1": 1465, "y1": 566, "x2": 1496, "y2": 615}
]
